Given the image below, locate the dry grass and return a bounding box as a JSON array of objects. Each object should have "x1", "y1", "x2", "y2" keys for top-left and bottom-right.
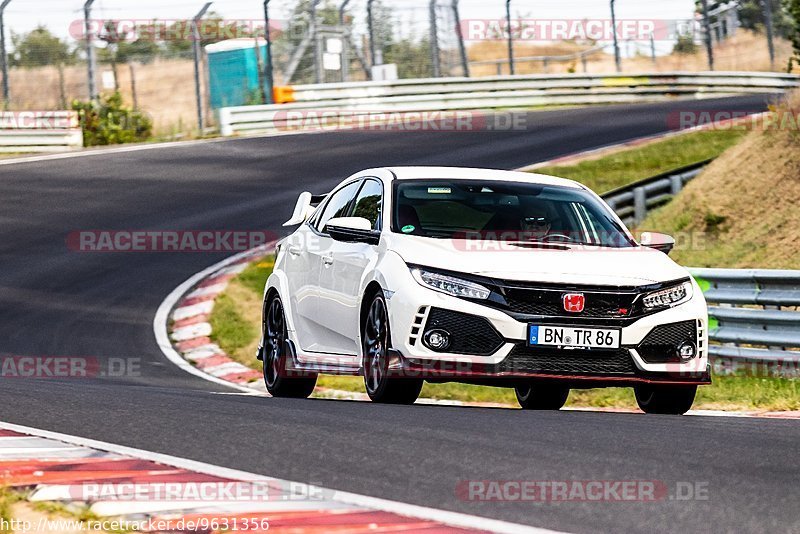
[
  {"x1": 469, "y1": 30, "x2": 799, "y2": 76},
  {"x1": 9, "y1": 58, "x2": 203, "y2": 137},
  {"x1": 641, "y1": 90, "x2": 800, "y2": 269}
]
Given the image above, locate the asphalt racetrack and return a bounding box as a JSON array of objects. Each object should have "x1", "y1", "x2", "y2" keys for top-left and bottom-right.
[{"x1": 1, "y1": 95, "x2": 797, "y2": 533}]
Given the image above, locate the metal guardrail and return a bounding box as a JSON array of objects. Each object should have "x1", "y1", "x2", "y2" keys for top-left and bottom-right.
[
  {"x1": 219, "y1": 71, "x2": 800, "y2": 136},
  {"x1": 602, "y1": 159, "x2": 712, "y2": 226},
  {"x1": 0, "y1": 111, "x2": 83, "y2": 152},
  {"x1": 688, "y1": 269, "x2": 800, "y2": 365}
]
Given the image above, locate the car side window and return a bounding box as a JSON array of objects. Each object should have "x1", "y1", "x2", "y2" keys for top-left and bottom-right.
[
  {"x1": 314, "y1": 181, "x2": 361, "y2": 233},
  {"x1": 351, "y1": 179, "x2": 383, "y2": 230}
]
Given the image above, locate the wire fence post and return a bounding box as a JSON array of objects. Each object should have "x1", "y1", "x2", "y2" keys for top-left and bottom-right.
[
  {"x1": 610, "y1": 0, "x2": 621, "y2": 72},
  {"x1": 429, "y1": 0, "x2": 441, "y2": 77},
  {"x1": 193, "y1": 2, "x2": 212, "y2": 134},
  {"x1": 762, "y1": 0, "x2": 776, "y2": 70},
  {"x1": 505, "y1": 0, "x2": 514, "y2": 75},
  {"x1": 650, "y1": 33, "x2": 656, "y2": 65},
  {"x1": 452, "y1": 0, "x2": 469, "y2": 77},
  {"x1": 339, "y1": 0, "x2": 351, "y2": 82},
  {"x1": 263, "y1": 0, "x2": 274, "y2": 103},
  {"x1": 367, "y1": 0, "x2": 377, "y2": 69},
  {"x1": 0, "y1": 0, "x2": 11, "y2": 109},
  {"x1": 310, "y1": 0, "x2": 322, "y2": 84},
  {"x1": 700, "y1": 0, "x2": 714, "y2": 70},
  {"x1": 84, "y1": 0, "x2": 97, "y2": 101}
]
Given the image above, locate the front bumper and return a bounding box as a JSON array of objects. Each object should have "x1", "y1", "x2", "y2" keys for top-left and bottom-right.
[{"x1": 387, "y1": 275, "x2": 710, "y2": 386}]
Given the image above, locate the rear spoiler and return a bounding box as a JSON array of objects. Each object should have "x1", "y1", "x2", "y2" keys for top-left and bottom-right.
[{"x1": 283, "y1": 192, "x2": 328, "y2": 226}]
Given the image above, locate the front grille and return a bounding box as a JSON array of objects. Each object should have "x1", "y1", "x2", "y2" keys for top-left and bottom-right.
[
  {"x1": 424, "y1": 308, "x2": 504, "y2": 356},
  {"x1": 494, "y1": 344, "x2": 636, "y2": 375},
  {"x1": 637, "y1": 320, "x2": 697, "y2": 363},
  {"x1": 501, "y1": 286, "x2": 638, "y2": 319}
]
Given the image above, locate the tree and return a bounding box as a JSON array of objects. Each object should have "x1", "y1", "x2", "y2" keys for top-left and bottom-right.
[
  {"x1": 10, "y1": 26, "x2": 75, "y2": 67},
  {"x1": 785, "y1": 0, "x2": 800, "y2": 68},
  {"x1": 737, "y1": 0, "x2": 794, "y2": 38}
]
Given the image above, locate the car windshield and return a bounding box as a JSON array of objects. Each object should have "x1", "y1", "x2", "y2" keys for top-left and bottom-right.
[{"x1": 392, "y1": 179, "x2": 634, "y2": 248}]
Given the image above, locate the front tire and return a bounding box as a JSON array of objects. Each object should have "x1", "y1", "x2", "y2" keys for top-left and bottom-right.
[
  {"x1": 515, "y1": 383, "x2": 570, "y2": 410},
  {"x1": 263, "y1": 295, "x2": 317, "y2": 398},
  {"x1": 362, "y1": 291, "x2": 422, "y2": 404},
  {"x1": 634, "y1": 384, "x2": 696, "y2": 415}
]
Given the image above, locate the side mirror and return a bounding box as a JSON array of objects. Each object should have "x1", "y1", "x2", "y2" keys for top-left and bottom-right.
[
  {"x1": 325, "y1": 217, "x2": 380, "y2": 245},
  {"x1": 283, "y1": 192, "x2": 313, "y2": 227},
  {"x1": 640, "y1": 232, "x2": 675, "y2": 255}
]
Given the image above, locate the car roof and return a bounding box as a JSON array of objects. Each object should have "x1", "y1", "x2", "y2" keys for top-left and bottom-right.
[{"x1": 377, "y1": 166, "x2": 585, "y2": 190}]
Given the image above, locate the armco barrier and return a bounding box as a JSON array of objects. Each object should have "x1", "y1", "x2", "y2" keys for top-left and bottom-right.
[
  {"x1": 688, "y1": 269, "x2": 800, "y2": 364},
  {"x1": 602, "y1": 159, "x2": 711, "y2": 226},
  {"x1": 0, "y1": 111, "x2": 83, "y2": 152},
  {"x1": 218, "y1": 71, "x2": 800, "y2": 136}
]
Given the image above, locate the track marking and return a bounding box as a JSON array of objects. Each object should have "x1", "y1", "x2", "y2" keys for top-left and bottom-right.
[{"x1": 0, "y1": 421, "x2": 566, "y2": 534}]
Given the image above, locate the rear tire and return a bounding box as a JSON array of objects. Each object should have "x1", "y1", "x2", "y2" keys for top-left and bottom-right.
[
  {"x1": 515, "y1": 383, "x2": 570, "y2": 410},
  {"x1": 263, "y1": 295, "x2": 317, "y2": 398},
  {"x1": 362, "y1": 291, "x2": 422, "y2": 404},
  {"x1": 634, "y1": 384, "x2": 696, "y2": 415}
]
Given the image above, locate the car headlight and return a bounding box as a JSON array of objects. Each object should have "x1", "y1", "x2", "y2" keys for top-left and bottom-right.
[
  {"x1": 642, "y1": 281, "x2": 693, "y2": 310},
  {"x1": 411, "y1": 268, "x2": 491, "y2": 300}
]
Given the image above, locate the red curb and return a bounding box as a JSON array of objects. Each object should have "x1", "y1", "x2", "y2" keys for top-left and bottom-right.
[
  {"x1": 175, "y1": 337, "x2": 212, "y2": 352},
  {"x1": 194, "y1": 355, "x2": 234, "y2": 369},
  {"x1": 172, "y1": 314, "x2": 211, "y2": 329},
  {"x1": 218, "y1": 370, "x2": 262, "y2": 384},
  {"x1": 178, "y1": 294, "x2": 217, "y2": 307}
]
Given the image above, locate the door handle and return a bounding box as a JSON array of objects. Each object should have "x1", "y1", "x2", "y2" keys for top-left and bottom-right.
[
  {"x1": 322, "y1": 255, "x2": 334, "y2": 266},
  {"x1": 288, "y1": 246, "x2": 302, "y2": 256}
]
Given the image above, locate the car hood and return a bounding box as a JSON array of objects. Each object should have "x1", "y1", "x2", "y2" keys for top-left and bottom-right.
[{"x1": 386, "y1": 235, "x2": 689, "y2": 287}]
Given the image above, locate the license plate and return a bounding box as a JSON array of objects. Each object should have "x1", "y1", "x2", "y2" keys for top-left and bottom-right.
[{"x1": 528, "y1": 325, "x2": 621, "y2": 349}]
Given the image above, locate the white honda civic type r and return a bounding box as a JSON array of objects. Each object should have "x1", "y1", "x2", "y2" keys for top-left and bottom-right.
[{"x1": 258, "y1": 167, "x2": 709, "y2": 414}]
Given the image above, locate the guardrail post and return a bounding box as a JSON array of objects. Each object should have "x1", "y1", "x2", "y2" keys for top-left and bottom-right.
[
  {"x1": 670, "y1": 175, "x2": 683, "y2": 195},
  {"x1": 633, "y1": 186, "x2": 646, "y2": 225},
  {"x1": 429, "y1": 0, "x2": 441, "y2": 77}
]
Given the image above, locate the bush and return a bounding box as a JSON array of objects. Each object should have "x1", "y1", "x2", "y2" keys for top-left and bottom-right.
[
  {"x1": 673, "y1": 33, "x2": 698, "y2": 55},
  {"x1": 72, "y1": 92, "x2": 152, "y2": 146}
]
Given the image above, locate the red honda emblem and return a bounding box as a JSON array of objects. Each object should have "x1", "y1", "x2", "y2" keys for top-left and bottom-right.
[{"x1": 562, "y1": 293, "x2": 585, "y2": 313}]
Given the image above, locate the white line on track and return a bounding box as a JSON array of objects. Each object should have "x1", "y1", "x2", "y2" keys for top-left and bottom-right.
[
  {"x1": 0, "y1": 421, "x2": 566, "y2": 534},
  {"x1": 152, "y1": 245, "x2": 275, "y2": 395}
]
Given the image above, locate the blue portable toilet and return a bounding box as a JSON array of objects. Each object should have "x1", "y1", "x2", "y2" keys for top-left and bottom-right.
[{"x1": 206, "y1": 38, "x2": 268, "y2": 109}]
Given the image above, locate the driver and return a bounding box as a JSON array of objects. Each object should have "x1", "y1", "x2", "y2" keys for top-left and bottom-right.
[{"x1": 521, "y1": 212, "x2": 552, "y2": 240}]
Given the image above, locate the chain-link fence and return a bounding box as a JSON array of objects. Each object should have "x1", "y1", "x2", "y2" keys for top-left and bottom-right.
[{"x1": 0, "y1": 0, "x2": 797, "y2": 138}]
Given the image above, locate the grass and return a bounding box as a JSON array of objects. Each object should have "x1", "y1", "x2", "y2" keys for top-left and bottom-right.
[
  {"x1": 535, "y1": 129, "x2": 749, "y2": 193},
  {"x1": 0, "y1": 487, "x2": 23, "y2": 533},
  {"x1": 639, "y1": 90, "x2": 800, "y2": 269}
]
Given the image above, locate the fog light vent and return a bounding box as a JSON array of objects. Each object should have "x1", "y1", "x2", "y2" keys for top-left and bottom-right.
[
  {"x1": 423, "y1": 329, "x2": 451, "y2": 351},
  {"x1": 677, "y1": 341, "x2": 697, "y2": 361}
]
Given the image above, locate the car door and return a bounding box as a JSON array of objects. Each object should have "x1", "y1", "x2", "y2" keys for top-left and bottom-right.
[
  {"x1": 316, "y1": 178, "x2": 384, "y2": 359},
  {"x1": 289, "y1": 180, "x2": 361, "y2": 354}
]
